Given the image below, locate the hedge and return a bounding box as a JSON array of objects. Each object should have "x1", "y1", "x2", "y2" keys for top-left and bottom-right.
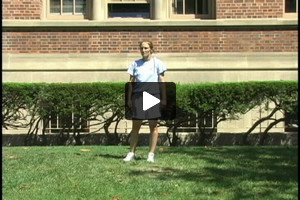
[{"x1": 2, "y1": 81, "x2": 298, "y2": 146}]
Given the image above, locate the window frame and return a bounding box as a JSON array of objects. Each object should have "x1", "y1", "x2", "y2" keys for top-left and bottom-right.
[
  {"x1": 106, "y1": 2, "x2": 152, "y2": 20},
  {"x1": 283, "y1": 0, "x2": 298, "y2": 18},
  {"x1": 170, "y1": 0, "x2": 215, "y2": 19},
  {"x1": 46, "y1": 0, "x2": 90, "y2": 20},
  {"x1": 107, "y1": 0, "x2": 152, "y2": 20},
  {"x1": 177, "y1": 111, "x2": 217, "y2": 133},
  {"x1": 284, "y1": 107, "x2": 298, "y2": 132},
  {"x1": 43, "y1": 106, "x2": 90, "y2": 134}
]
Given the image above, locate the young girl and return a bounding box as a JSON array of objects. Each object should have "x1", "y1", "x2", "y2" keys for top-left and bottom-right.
[{"x1": 123, "y1": 41, "x2": 167, "y2": 162}]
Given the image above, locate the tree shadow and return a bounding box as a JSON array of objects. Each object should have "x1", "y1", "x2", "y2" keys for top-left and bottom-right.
[{"x1": 128, "y1": 146, "x2": 298, "y2": 199}]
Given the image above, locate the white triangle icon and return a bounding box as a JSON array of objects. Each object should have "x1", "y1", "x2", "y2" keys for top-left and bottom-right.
[{"x1": 143, "y1": 91, "x2": 160, "y2": 111}]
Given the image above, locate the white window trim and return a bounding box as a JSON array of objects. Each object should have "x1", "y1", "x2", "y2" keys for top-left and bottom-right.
[{"x1": 44, "y1": 112, "x2": 89, "y2": 134}]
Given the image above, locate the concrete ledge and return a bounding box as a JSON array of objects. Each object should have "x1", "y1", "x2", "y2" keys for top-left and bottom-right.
[
  {"x1": 3, "y1": 52, "x2": 298, "y2": 71},
  {"x1": 2, "y1": 19, "x2": 298, "y2": 28},
  {"x1": 3, "y1": 52, "x2": 297, "y2": 83}
]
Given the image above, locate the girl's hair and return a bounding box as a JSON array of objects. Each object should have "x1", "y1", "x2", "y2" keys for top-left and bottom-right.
[{"x1": 139, "y1": 41, "x2": 154, "y2": 53}]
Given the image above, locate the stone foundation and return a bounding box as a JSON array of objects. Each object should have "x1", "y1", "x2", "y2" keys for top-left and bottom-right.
[{"x1": 2, "y1": 132, "x2": 297, "y2": 146}]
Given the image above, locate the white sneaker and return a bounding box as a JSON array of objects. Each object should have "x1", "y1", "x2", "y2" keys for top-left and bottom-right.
[
  {"x1": 123, "y1": 152, "x2": 135, "y2": 162},
  {"x1": 147, "y1": 152, "x2": 155, "y2": 163}
]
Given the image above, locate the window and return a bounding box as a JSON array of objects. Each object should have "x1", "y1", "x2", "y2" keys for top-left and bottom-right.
[
  {"x1": 44, "y1": 112, "x2": 89, "y2": 134},
  {"x1": 50, "y1": 0, "x2": 86, "y2": 15},
  {"x1": 284, "y1": 105, "x2": 298, "y2": 132},
  {"x1": 284, "y1": 0, "x2": 298, "y2": 18},
  {"x1": 285, "y1": 0, "x2": 298, "y2": 12},
  {"x1": 172, "y1": 0, "x2": 215, "y2": 19},
  {"x1": 48, "y1": 0, "x2": 88, "y2": 19},
  {"x1": 177, "y1": 111, "x2": 215, "y2": 133},
  {"x1": 108, "y1": 3, "x2": 150, "y2": 18}
]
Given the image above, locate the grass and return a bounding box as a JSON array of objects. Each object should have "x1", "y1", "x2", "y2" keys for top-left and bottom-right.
[{"x1": 3, "y1": 145, "x2": 298, "y2": 200}]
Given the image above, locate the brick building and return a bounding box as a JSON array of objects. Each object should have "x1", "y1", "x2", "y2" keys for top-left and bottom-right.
[{"x1": 2, "y1": 0, "x2": 298, "y2": 137}]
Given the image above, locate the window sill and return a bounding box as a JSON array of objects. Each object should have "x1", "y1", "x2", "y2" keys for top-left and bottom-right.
[
  {"x1": 170, "y1": 14, "x2": 213, "y2": 20},
  {"x1": 107, "y1": 17, "x2": 151, "y2": 20},
  {"x1": 282, "y1": 13, "x2": 298, "y2": 19},
  {"x1": 2, "y1": 18, "x2": 297, "y2": 28},
  {"x1": 46, "y1": 14, "x2": 87, "y2": 20}
]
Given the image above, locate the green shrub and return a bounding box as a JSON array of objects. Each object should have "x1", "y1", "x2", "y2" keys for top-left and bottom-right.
[{"x1": 2, "y1": 81, "x2": 298, "y2": 145}]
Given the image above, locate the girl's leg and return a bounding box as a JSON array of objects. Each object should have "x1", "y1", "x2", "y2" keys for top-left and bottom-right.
[
  {"x1": 148, "y1": 120, "x2": 159, "y2": 153},
  {"x1": 129, "y1": 120, "x2": 143, "y2": 152}
]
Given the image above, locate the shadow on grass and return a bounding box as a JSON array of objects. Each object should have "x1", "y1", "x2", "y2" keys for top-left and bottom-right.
[
  {"x1": 130, "y1": 146, "x2": 298, "y2": 199},
  {"x1": 129, "y1": 166, "x2": 178, "y2": 177},
  {"x1": 96, "y1": 153, "x2": 124, "y2": 159},
  {"x1": 96, "y1": 153, "x2": 145, "y2": 160}
]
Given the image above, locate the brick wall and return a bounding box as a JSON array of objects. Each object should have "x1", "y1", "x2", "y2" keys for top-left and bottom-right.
[
  {"x1": 217, "y1": 0, "x2": 284, "y2": 19},
  {"x1": 2, "y1": 30, "x2": 298, "y2": 54},
  {"x1": 2, "y1": 0, "x2": 286, "y2": 20},
  {"x1": 2, "y1": 0, "x2": 42, "y2": 20}
]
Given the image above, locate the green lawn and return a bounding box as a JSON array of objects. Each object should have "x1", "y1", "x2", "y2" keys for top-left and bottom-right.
[{"x1": 3, "y1": 146, "x2": 298, "y2": 200}]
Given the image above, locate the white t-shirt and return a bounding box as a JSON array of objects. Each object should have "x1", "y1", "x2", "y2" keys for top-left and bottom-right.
[{"x1": 127, "y1": 57, "x2": 167, "y2": 82}]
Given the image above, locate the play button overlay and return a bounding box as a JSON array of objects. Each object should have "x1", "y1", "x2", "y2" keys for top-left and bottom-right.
[
  {"x1": 125, "y1": 82, "x2": 176, "y2": 120},
  {"x1": 143, "y1": 91, "x2": 160, "y2": 111}
]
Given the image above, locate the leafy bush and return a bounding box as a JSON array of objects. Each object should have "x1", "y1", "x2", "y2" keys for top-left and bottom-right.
[{"x1": 2, "y1": 81, "x2": 298, "y2": 145}]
